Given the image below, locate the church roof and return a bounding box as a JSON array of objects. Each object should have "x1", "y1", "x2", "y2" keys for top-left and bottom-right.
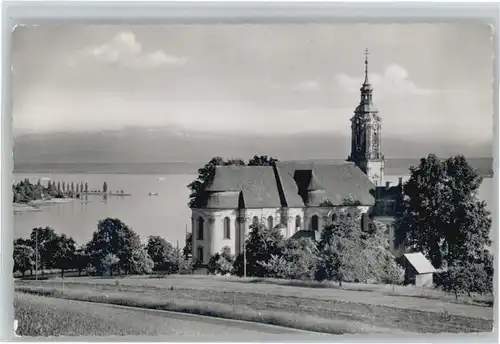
[
  {"x1": 205, "y1": 166, "x2": 283, "y2": 208},
  {"x1": 197, "y1": 162, "x2": 376, "y2": 209},
  {"x1": 276, "y1": 162, "x2": 376, "y2": 206}
]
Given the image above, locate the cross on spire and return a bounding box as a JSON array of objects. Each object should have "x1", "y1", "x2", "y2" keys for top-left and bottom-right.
[{"x1": 364, "y1": 48, "x2": 370, "y2": 84}]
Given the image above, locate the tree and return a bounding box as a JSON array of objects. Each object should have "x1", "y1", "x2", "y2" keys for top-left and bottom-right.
[
  {"x1": 381, "y1": 256, "x2": 405, "y2": 291},
  {"x1": 183, "y1": 232, "x2": 193, "y2": 259},
  {"x1": 259, "y1": 237, "x2": 318, "y2": 280},
  {"x1": 147, "y1": 235, "x2": 190, "y2": 274},
  {"x1": 80, "y1": 182, "x2": 84, "y2": 194},
  {"x1": 29, "y1": 227, "x2": 60, "y2": 274},
  {"x1": 57, "y1": 182, "x2": 61, "y2": 192},
  {"x1": 208, "y1": 246, "x2": 235, "y2": 275},
  {"x1": 396, "y1": 154, "x2": 491, "y2": 269},
  {"x1": 13, "y1": 245, "x2": 35, "y2": 277},
  {"x1": 234, "y1": 222, "x2": 285, "y2": 277},
  {"x1": 167, "y1": 248, "x2": 190, "y2": 274},
  {"x1": 130, "y1": 246, "x2": 154, "y2": 275},
  {"x1": 247, "y1": 155, "x2": 278, "y2": 166},
  {"x1": 103, "y1": 182, "x2": 108, "y2": 194},
  {"x1": 86, "y1": 218, "x2": 144, "y2": 275},
  {"x1": 100, "y1": 253, "x2": 120, "y2": 276},
  {"x1": 70, "y1": 182, "x2": 75, "y2": 193},
  {"x1": 62, "y1": 182, "x2": 66, "y2": 193},
  {"x1": 84, "y1": 182, "x2": 88, "y2": 193},
  {"x1": 51, "y1": 234, "x2": 77, "y2": 277},
  {"x1": 315, "y1": 212, "x2": 401, "y2": 285},
  {"x1": 73, "y1": 246, "x2": 90, "y2": 276}
]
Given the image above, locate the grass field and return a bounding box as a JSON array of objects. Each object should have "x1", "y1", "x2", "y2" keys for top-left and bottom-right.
[
  {"x1": 15, "y1": 275, "x2": 493, "y2": 334},
  {"x1": 16, "y1": 292, "x2": 328, "y2": 338}
]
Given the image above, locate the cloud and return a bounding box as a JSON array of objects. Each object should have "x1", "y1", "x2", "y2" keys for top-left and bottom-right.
[
  {"x1": 290, "y1": 80, "x2": 320, "y2": 93},
  {"x1": 335, "y1": 64, "x2": 435, "y2": 96},
  {"x1": 271, "y1": 80, "x2": 320, "y2": 93},
  {"x1": 73, "y1": 32, "x2": 187, "y2": 68}
]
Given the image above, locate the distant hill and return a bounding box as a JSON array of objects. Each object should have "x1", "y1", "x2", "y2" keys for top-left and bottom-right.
[
  {"x1": 13, "y1": 126, "x2": 492, "y2": 176},
  {"x1": 13, "y1": 127, "x2": 492, "y2": 161},
  {"x1": 13, "y1": 158, "x2": 493, "y2": 177}
]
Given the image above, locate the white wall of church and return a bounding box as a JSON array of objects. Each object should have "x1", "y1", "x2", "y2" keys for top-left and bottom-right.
[
  {"x1": 304, "y1": 205, "x2": 371, "y2": 231},
  {"x1": 191, "y1": 205, "x2": 373, "y2": 264},
  {"x1": 191, "y1": 208, "x2": 239, "y2": 264}
]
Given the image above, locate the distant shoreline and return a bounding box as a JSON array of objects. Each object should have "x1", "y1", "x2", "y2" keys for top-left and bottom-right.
[
  {"x1": 13, "y1": 198, "x2": 75, "y2": 213},
  {"x1": 13, "y1": 157, "x2": 494, "y2": 177}
]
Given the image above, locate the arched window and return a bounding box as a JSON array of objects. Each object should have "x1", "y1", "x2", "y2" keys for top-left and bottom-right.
[
  {"x1": 340, "y1": 213, "x2": 345, "y2": 221},
  {"x1": 223, "y1": 217, "x2": 231, "y2": 239},
  {"x1": 332, "y1": 213, "x2": 337, "y2": 222},
  {"x1": 295, "y1": 215, "x2": 301, "y2": 230},
  {"x1": 197, "y1": 216, "x2": 204, "y2": 240},
  {"x1": 197, "y1": 246, "x2": 204, "y2": 263},
  {"x1": 346, "y1": 213, "x2": 352, "y2": 219},
  {"x1": 252, "y1": 216, "x2": 259, "y2": 225},
  {"x1": 311, "y1": 215, "x2": 319, "y2": 231},
  {"x1": 267, "y1": 216, "x2": 274, "y2": 229}
]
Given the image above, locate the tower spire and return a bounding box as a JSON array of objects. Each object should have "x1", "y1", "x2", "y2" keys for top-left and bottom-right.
[{"x1": 363, "y1": 48, "x2": 370, "y2": 85}]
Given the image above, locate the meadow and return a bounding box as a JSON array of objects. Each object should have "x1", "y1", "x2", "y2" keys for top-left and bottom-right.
[{"x1": 15, "y1": 275, "x2": 493, "y2": 335}]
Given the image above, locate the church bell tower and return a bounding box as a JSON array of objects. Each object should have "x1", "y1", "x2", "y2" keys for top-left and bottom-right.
[{"x1": 347, "y1": 49, "x2": 385, "y2": 186}]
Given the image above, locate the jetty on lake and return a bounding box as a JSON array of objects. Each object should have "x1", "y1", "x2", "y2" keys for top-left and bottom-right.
[{"x1": 83, "y1": 191, "x2": 132, "y2": 197}]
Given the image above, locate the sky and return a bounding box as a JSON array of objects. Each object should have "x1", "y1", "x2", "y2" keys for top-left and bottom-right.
[{"x1": 12, "y1": 23, "x2": 494, "y2": 144}]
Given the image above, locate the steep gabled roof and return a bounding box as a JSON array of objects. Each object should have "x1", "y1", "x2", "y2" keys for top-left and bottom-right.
[
  {"x1": 197, "y1": 161, "x2": 376, "y2": 209},
  {"x1": 205, "y1": 166, "x2": 282, "y2": 208},
  {"x1": 276, "y1": 162, "x2": 376, "y2": 206},
  {"x1": 404, "y1": 252, "x2": 436, "y2": 274}
]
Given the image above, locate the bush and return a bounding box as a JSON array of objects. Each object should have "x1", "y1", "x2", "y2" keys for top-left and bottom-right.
[
  {"x1": 259, "y1": 238, "x2": 318, "y2": 280},
  {"x1": 442, "y1": 260, "x2": 493, "y2": 299},
  {"x1": 208, "y1": 247, "x2": 234, "y2": 275}
]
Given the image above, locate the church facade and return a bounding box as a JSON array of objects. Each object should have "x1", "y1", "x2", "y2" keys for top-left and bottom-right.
[{"x1": 190, "y1": 51, "x2": 404, "y2": 265}]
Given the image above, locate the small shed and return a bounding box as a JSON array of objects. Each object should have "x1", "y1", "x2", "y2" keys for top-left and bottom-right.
[{"x1": 402, "y1": 252, "x2": 436, "y2": 287}]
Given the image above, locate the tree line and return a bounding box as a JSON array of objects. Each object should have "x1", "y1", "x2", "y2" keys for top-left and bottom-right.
[
  {"x1": 209, "y1": 212, "x2": 406, "y2": 290},
  {"x1": 13, "y1": 218, "x2": 193, "y2": 278},
  {"x1": 13, "y1": 179, "x2": 118, "y2": 204}
]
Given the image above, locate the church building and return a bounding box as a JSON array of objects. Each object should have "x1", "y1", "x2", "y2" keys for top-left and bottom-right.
[{"x1": 190, "y1": 51, "x2": 404, "y2": 265}]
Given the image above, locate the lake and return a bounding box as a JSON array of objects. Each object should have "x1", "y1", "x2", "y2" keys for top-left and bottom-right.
[{"x1": 13, "y1": 174, "x2": 494, "y2": 247}]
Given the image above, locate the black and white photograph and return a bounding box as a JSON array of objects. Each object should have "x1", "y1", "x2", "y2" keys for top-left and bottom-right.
[{"x1": 10, "y1": 21, "x2": 495, "y2": 338}]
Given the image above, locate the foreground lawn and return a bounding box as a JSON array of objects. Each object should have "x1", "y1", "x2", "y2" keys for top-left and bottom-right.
[
  {"x1": 15, "y1": 275, "x2": 493, "y2": 334},
  {"x1": 15, "y1": 292, "x2": 324, "y2": 338}
]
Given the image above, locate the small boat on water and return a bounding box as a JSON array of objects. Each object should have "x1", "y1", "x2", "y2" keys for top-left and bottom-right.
[{"x1": 148, "y1": 192, "x2": 159, "y2": 196}]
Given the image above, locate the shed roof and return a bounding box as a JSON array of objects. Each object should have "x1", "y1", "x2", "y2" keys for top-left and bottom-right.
[{"x1": 404, "y1": 252, "x2": 436, "y2": 274}]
